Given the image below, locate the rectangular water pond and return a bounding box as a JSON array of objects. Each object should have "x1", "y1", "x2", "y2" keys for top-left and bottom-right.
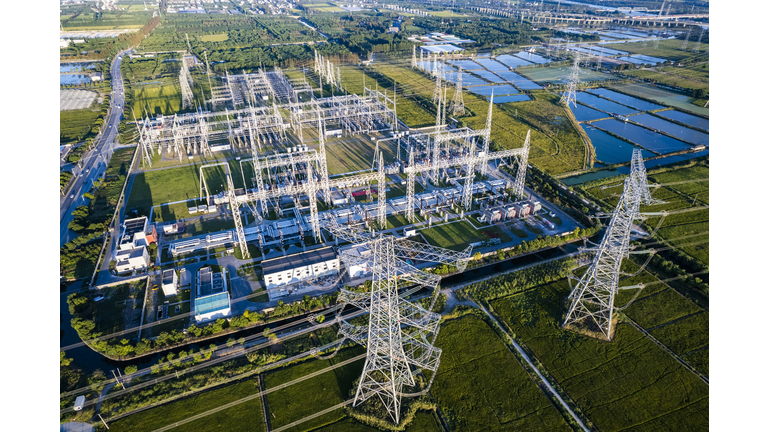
[
  {"x1": 592, "y1": 119, "x2": 692, "y2": 154},
  {"x1": 468, "y1": 85, "x2": 519, "y2": 96},
  {"x1": 495, "y1": 54, "x2": 533, "y2": 69},
  {"x1": 471, "y1": 70, "x2": 506, "y2": 83},
  {"x1": 572, "y1": 105, "x2": 612, "y2": 122},
  {"x1": 495, "y1": 71, "x2": 542, "y2": 89},
  {"x1": 474, "y1": 58, "x2": 509, "y2": 72},
  {"x1": 448, "y1": 59, "x2": 483, "y2": 70},
  {"x1": 521, "y1": 66, "x2": 609, "y2": 84},
  {"x1": 587, "y1": 45, "x2": 628, "y2": 56},
  {"x1": 630, "y1": 114, "x2": 709, "y2": 145},
  {"x1": 656, "y1": 110, "x2": 709, "y2": 131},
  {"x1": 583, "y1": 125, "x2": 654, "y2": 164},
  {"x1": 445, "y1": 72, "x2": 488, "y2": 87},
  {"x1": 611, "y1": 83, "x2": 708, "y2": 116},
  {"x1": 587, "y1": 88, "x2": 664, "y2": 111},
  {"x1": 488, "y1": 94, "x2": 530, "y2": 103},
  {"x1": 418, "y1": 61, "x2": 457, "y2": 72},
  {"x1": 60, "y1": 74, "x2": 92, "y2": 85},
  {"x1": 573, "y1": 92, "x2": 639, "y2": 115},
  {"x1": 514, "y1": 52, "x2": 553, "y2": 64}
]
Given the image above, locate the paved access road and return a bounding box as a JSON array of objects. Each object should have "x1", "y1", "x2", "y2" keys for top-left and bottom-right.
[{"x1": 60, "y1": 50, "x2": 131, "y2": 247}]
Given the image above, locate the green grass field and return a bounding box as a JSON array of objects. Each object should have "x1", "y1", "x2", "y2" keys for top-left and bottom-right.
[
  {"x1": 107, "y1": 380, "x2": 265, "y2": 431},
  {"x1": 622, "y1": 69, "x2": 708, "y2": 91},
  {"x1": 431, "y1": 314, "x2": 571, "y2": 431},
  {"x1": 201, "y1": 33, "x2": 229, "y2": 42},
  {"x1": 133, "y1": 81, "x2": 182, "y2": 116},
  {"x1": 491, "y1": 279, "x2": 709, "y2": 431},
  {"x1": 606, "y1": 39, "x2": 709, "y2": 62},
  {"x1": 265, "y1": 347, "x2": 365, "y2": 432},
  {"x1": 306, "y1": 3, "x2": 345, "y2": 12},
  {"x1": 127, "y1": 165, "x2": 203, "y2": 211},
  {"x1": 417, "y1": 220, "x2": 511, "y2": 251},
  {"x1": 60, "y1": 109, "x2": 102, "y2": 143},
  {"x1": 519, "y1": 66, "x2": 612, "y2": 84},
  {"x1": 610, "y1": 83, "x2": 708, "y2": 116}
]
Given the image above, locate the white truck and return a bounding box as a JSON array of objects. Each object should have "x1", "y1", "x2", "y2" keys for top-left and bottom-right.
[{"x1": 74, "y1": 395, "x2": 86, "y2": 411}]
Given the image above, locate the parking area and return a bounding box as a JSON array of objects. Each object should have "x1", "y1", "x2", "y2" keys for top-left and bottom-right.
[{"x1": 60, "y1": 89, "x2": 99, "y2": 111}]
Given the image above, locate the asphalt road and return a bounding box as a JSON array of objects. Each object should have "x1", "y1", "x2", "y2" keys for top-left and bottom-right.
[{"x1": 60, "y1": 49, "x2": 131, "y2": 247}]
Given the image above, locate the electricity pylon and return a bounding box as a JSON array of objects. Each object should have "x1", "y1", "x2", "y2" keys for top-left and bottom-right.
[
  {"x1": 432, "y1": 61, "x2": 443, "y2": 104},
  {"x1": 560, "y1": 51, "x2": 580, "y2": 109},
  {"x1": 681, "y1": 29, "x2": 691, "y2": 51},
  {"x1": 562, "y1": 150, "x2": 663, "y2": 340},
  {"x1": 448, "y1": 67, "x2": 465, "y2": 116},
  {"x1": 411, "y1": 46, "x2": 417, "y2": 68},
  {"x1": 328, "y1": 222, "x2": 472, "y2": 425},
  {"x1": 180, "y1": 58, "x2": 194, "y2": 110}
]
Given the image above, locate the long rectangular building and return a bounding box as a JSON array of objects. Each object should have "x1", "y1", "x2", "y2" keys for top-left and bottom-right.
[{"x1": 262, "y1": 247, "x2": 340, "y2": 296}]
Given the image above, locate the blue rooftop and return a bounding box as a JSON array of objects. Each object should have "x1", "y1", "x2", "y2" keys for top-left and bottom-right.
[{"x1": 196, "y1": 292, "x2": 230, "y2": 316}]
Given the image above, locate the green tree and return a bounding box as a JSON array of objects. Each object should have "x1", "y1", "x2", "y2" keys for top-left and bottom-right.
[
  {"x1": 226, "y1": 337, "x2": 236, "y2": 348},
  {"x1": 316, "y1": 315, "x2": 325, "y2": 324},
  {"x1": 124, "y1": 365, "x2": 138, "y2": 374},
  {"x1": 238, "y1": 337, "x2": 245, "y2": 346}
]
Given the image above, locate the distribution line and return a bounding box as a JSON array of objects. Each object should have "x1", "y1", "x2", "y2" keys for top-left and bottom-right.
[
  {"x1": 272, "y1": 401, "x2": 354, "y2": 432},
  {"x1": 143, "y1": 355, "x2": 365, "y2": 432}
]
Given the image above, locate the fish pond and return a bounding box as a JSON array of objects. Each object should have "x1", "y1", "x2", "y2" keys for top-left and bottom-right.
[{"x1": 592, "y1": 119, "x2": 693, "y2": 154}]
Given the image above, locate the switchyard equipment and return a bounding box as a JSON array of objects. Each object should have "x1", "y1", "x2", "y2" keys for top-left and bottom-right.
[
  {"x1": 562, "y1": 149, "x2": 664, "y2": 339},
  {"x1": 325, "y1": 219, "x2": 472, "y2": 424}
]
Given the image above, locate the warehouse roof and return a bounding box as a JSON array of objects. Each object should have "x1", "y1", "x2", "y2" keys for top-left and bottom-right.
[{"x1": 262, "y1": 247, "x2": 337, "y2": 275}]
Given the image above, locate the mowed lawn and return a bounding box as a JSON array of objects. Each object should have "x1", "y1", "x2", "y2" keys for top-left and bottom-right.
[
  {"x1": 417, "y1": 220, "x2": 511, "y2": 251},
  {"x1": 108, "y1": 380, "x2": 265, "y2": 432},
  {"x1": 431, "y1": 314, "x2": 571, "y2": 431},
  {"x1": 491, "y1": 279, "x2": 709, "y2": 432}
]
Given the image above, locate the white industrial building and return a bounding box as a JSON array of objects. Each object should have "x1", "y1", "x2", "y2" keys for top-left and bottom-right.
[
  {"x1": 161, "y1": 269, "x2": 178, "y2": 296},
  {"x1": 115, "y1": 247, "x2": 150, "y2": 273},
  {"x1": 262, "y1": 247, "x2": 340, "y2": 295},
  {"x1": 194, "y1": 267, "x2": 231, "y2": 322}
]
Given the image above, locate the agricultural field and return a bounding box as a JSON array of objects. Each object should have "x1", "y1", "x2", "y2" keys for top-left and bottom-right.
[
  {"x1": 622, "y1": 68, "x2": 709, "y2": 91},
  {"x1": 264, "y1": 347, "x2": 365, "y2": 432},
  {"x1": 610, "y1": 82, "x2": 709, "y2": 116},
  {"x1": 60, "y1": 108, "x2": 102, "y2": 143},
  {"x1": 431, "y1": 314, "x2": 571, "y2": 431},
  {"x1": 305, "y1": 3, "x2": 346, "y2": 12},
  {"x1": 201, "y1": 34, "x2": 229, "y2": 42},
  {"x1": 491, "y1": 279, "x2": 709, "y2": 431},
  {"x1": 131, "y1": 76, "x2": 209, "y2": 117},
  {"x1": 107, "y1": 380, "x2": 265, "y2": 432},
  {"x1": 580, "y1": 159, "x2": 709, "y2": 265},
  {"x1": 605, "y1": 38, "x2": 709, "y2": 62},
  {"x1": 417, "y1": 220, "x2": 511, "y2": 251}
]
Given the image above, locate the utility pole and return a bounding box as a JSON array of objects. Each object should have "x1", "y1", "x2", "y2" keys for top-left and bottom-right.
[{"x1": 98, "y1": 414, "x2": 110, "y2": 429}]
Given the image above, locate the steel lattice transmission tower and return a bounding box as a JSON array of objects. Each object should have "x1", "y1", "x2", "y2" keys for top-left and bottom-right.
[
  {"x1": 411, "y1": 45, "x2": 417, "y2": 68},
  {"x1": 562, "y1": 150, "x2": 662, "y2": 339},
  {"x1": 559, "y1": 51, "x2": 581, "y2": 109},
  {"x1": 328, "y1": 223, "x2": 472, "y2": 425},
  {"x1": 681, "y1": 29, "x2": 691, "y2": 51},
  {"x1": 432, "y1": 61, "x2": 443, "y2": 104},
  {"x1": 179, "y1": 57, "x2": 194, "y2": 110},
  {"x1": 692, "y1": 30, "x2": 704, "y2": 53},
  {"x1": 448, "y1": 67, "x2": 465, "y2": 117}
]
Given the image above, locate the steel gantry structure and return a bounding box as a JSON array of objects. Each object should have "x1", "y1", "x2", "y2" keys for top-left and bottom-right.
[
  {"x1": 399, "y1": 96, "x2": 531, "y2": 221},
  {"x1": 325, "y1": 220, "x2": 472, "y2": 424},
  {"x1": 562, "y1": 150, "x2": 663, "y2": 339}
]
